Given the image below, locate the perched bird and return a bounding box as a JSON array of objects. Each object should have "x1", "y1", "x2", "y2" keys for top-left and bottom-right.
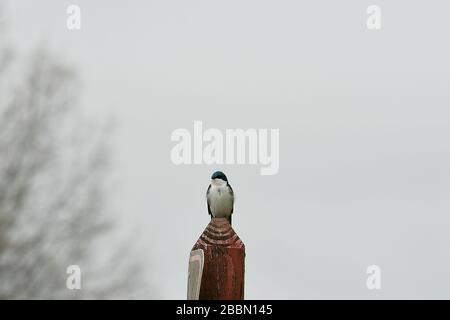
[{"x1": 206, "y1": 171, "x2": 234, "y2": 225}]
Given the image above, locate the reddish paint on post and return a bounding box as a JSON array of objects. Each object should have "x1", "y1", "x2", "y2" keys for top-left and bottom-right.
[{"x1": 191, "y1": 217, "x2": 245, "y2": 300}]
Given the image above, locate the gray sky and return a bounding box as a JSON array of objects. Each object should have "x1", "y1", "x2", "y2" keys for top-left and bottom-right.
[{"x1": 5, "y1": 0, "x2": 450, "y2": 298}]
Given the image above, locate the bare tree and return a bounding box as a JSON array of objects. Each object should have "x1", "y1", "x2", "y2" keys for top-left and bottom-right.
[{"x1": 0, "y1": 12, "x2": 149, "y2": 299}]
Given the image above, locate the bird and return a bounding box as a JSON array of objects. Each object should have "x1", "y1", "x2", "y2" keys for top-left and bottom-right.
[{"x1": 206, "y1": 171, "x2": 234, "y2": 225}]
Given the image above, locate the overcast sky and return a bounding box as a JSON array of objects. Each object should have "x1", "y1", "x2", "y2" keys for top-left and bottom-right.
[{"x1": 4, "y1": 0, "x2": 450, "y2": 299}]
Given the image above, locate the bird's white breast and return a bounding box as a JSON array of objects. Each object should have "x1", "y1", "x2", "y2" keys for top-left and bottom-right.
[{"x1": 208, "y1": 183, "x2": 234, "y2": 218}]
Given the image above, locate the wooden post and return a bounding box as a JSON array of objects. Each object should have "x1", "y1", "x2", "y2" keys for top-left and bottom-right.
[{"x1": 187, "y1": 217, "x2": 245, "y2": 300}]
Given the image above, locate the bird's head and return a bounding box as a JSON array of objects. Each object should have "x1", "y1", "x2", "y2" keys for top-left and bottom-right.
[{"x1": 211, "y1": 171, "x2": 228, "y2": 183}]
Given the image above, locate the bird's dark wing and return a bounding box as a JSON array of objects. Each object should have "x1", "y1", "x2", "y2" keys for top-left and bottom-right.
[
  {"x1": 206, "y1": 184, "x2": 212, "y2": 216},
  {"x1": 228, "y1": 183, "x2": 234, "y2": 214}
]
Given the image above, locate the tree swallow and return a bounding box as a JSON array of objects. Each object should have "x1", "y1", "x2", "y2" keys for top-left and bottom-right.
[{"x1": 206, "y1": 171, "x2": 234, "y2": 225}]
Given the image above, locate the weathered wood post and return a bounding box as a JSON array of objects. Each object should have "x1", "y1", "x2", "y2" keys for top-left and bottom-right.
[{"x1": 187, "y1": 217, "x2": 245, "y2": 300}]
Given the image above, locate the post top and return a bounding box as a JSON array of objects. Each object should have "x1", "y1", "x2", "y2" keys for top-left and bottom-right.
[{"x1": 193, "y1": 217, "x2": 244, "y2": 249}]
